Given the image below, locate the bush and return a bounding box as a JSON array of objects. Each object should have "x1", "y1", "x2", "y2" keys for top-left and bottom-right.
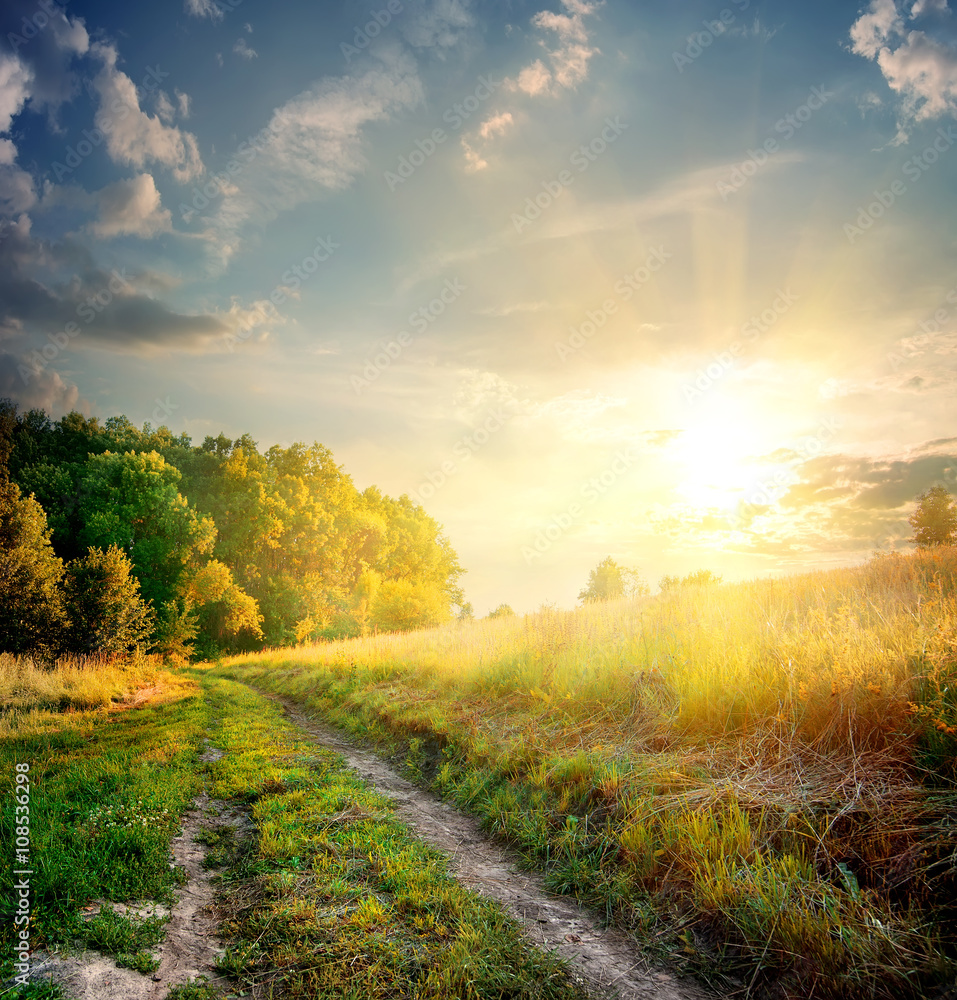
[{"x1": 63, "y1": 545, "x2": 154, "y2": 656}]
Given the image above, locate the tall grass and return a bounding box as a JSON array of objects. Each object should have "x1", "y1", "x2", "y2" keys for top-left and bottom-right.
[
  {"x1": 217, "y1": 548, "x2": 957, "y2": 998},
  {"x1": 0, "y1": 653, "x2": 162, "y2": 715},
  {"x1": 226, "y1": 547, "x2": 957, "y2": 755}
]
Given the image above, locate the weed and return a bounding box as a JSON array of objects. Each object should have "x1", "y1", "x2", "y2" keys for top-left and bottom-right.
[{"x1": 214, "y1": 547, "x2": 957, "y2": 999}]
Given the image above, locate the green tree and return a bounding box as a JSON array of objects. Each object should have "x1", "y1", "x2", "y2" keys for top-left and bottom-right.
[
  {"x1": 151, "y1": 598, "x2": 199, "y2": 664},
  {"x1": 659, "y1": 569, "x2": 722, "y2": 592},
  {"x1": 63, "y1": 546, "x2": 154, "y2": 656},
  {"x1": 183, "y1": 559, "x2": 263, "y2": 652},
  {"x1": 909, "y1": 485, "x2": 957, "y2": 547},
  {"x1": 76, "y1": 451, "x2": 216, "y2": 607},
  {"x1": 0, "y1": 483, "x2": 66, "y2": 658},
  {"x1": 487, "y1": 603, "x2": 515, "y2": 619},
  {"x1": 370, "y1": 579, "x2": 450, "y2": 632},
  {"x1": 578, "y1": 556, "x2": 626, "y2": 603}
]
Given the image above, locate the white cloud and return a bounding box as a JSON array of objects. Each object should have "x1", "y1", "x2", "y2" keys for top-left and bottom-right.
[
  {"x1": 0, "y1": 54, "x2": 37, "y2": 217},
  {"x1": 208, "y1": 49, "x2": 422, "y2": 267},
  {"x1": 0, "y1": 163, "x2": 37, "y2": 216},
  {"x1": 90, "y1": 173, "x2": 172, "y2": 239},
  {"x1": 467, "y1": 1, "x2": 599, "y2": 169},
  {"x1": 91, "y1": 43, "x2": 204, "y2": 182},
  {"x1": 233, "y1": 38, "x2": 258, "y2": 59},
  {"x1": 0, "y1": 351, "x2": 80, "y2": 413},
  {"x1": 185, "y1": 0, "x2": 225, "y2": 21},
  {"x1": 479, "y1": 111, "x2": 514, "y2": 139},
  {"x1": 911, "y1": 0, "x2": 950, "y2": 16},
  {"x1": 155, "y1": 90, "x2": 175, "y2": 123},
  {"x1": 512, "y1": 60, "x2": 552, "y2": 96},
  {"x1": 850, "y1": 0, "x2": 957, "y2": 125},
  {"x1": 850, "y1": 0, "x2": 903, "y2": 59},
  {"x1": 0, "y1": 52, "x2": 32, "y2": 134},
  {"x1": 401, "y1": 0, "x2": 474, "y2": 50},
  {"x1": 877, "y1": 29, "x2": 957, "y2": 120},
  {"x1": 507, "y1": 0, "x2": 602, "y2": 96},
  {"x1": 461, "y1": 138, "x2": 487, "y2": 172},
  {"x1": 461, "y1": 112, "x2": 514, "y2": 172}
]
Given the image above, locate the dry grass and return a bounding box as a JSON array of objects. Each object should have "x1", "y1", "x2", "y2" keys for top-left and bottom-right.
[
  {"x1": 226, "y1": 547, "x2": 957, "y2": 756},
  {"x1": 0, "y1": 652, "x2": 163, "y2": 715},
  {"x1": 217, "y1": 547, "x2": 957, "y2": 997}
]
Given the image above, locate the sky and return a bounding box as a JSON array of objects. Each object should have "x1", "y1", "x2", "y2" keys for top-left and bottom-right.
[{"x1": 1, "y1": 0, "x2": 956, "y2": 614}]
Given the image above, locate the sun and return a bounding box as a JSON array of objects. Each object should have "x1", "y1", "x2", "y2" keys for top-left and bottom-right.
[{"x1": 667, "y1": 415, "x2": 769, "y2": 511}]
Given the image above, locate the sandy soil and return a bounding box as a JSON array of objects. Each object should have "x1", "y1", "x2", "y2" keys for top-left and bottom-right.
[
  {"x1": 25, "y1": 745, "x2": 243, "y2": 1000},
  {"x1": 274, "y1": 695, "x2": 715, "y2": 1000},
  {"x1": 20, "y1": 696, "x2": 716, "y2": 1000}
]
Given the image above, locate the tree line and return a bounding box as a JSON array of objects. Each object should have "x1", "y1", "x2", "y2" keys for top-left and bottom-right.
[{"x1": 0, "y1": 402, "x2": 465, "y2": 661}]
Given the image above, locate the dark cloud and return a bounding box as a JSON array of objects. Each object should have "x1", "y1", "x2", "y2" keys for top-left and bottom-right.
[
  {"x1": 0, "y1": 216, "x2": 230, "y2": 353},
  {"x1": 0, "y1": 349, "x2": 79, "y2": 412},
  {"x1": 0, "y1": 1, "x2": 90, "y2": 126}
]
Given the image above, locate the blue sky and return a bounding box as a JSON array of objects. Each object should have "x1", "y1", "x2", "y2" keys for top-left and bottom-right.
[{"x1": 2, "y1": 0, "x2": 957, "y2": 613}]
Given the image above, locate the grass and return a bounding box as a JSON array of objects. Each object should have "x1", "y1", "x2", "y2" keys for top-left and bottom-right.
[
  {"x1": 0, "y1": 649, "x2": 596, "y2": 1000},
  {"x1": 200, "y1": 674, "x2": 591, "y2": 1000},
  {"x1": 0, "y1": 674, "x2": 206, "y2": 974},
  {"x1": 0, "y1": 653, "x2": 163, "y2": 716},
  {"x1": 214, "y1": 547, "x2": 957, "y2": 999}
]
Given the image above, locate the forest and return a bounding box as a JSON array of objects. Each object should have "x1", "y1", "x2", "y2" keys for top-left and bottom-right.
[{"x1": 0, "y1": 401, "x2": 465, "y2": 661}]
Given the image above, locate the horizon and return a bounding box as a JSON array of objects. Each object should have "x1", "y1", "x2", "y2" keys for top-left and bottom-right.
[{"x1": 2, "y1": 0, "x2": 956, "y2": 616}]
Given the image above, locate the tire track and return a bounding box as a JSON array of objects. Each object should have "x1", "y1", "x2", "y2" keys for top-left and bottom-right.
[{"x1": 270, "y1": 692, "x2": 714, "y2": 1000}]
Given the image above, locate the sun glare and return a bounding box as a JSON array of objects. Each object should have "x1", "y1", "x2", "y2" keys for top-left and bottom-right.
[{"x1": 668, "y1": 416, "x2": 768, "y2": 510}]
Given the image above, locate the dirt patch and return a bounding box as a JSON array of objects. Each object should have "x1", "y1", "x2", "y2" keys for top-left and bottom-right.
[
  {"x1": 273, "y1": 695, "x2": 714, "y2": 1000},
  {"x1": 26, "y1": 744, "x2": 247, "y2": 1000}
]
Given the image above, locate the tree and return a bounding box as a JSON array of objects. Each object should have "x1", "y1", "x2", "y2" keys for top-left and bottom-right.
[
  {"x1": 622, "y1": 568, "x2": 650, "y2": 598},
  {"x1": 579, "y1": 556, "x2": 626, "y2": 603},
  {"x1": 150, "y1": 598, "x2": 199, "y2": 665},
  {"x1": 659, "y1": 569, "x2": 722, "y2": 592},
  {"x1": 370, "y1": 578, "x2": 450, "y2": 632},
  {"x1": 909, "y1": 485, "x2": 957, "y2": 548},
  {"x1": 487, "y1": 603, "x2": 515, "y2": 619},
  {"x1": 183, "y1": 559, "x2": 263, "y2": 652},
  {"x1": 0, "y1": 483, "x2": 66, "y2": 658},
  {"x1": 63, "y1": 546, "x2": 154, "y2": 656},
  {"x1": 76, "y1": 450, "x2": 216, "y2": 607}
]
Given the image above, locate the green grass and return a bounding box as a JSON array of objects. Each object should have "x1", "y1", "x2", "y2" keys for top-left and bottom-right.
[
  {"x1": 213, "y1": 548, "x2": 957, "y2": 999},
  {"x1": 0, "y1": 672, "x2": 206, "y2": 987},
  {"x1": 0, "y1": 659, "x2": 597, "y2": 999},
  {"x1": 79, "y1": 905, "x2": 166, "y2": 974},
  {"x1": 200, "y1": 674, "x2": 590, "y2": 1000}
]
